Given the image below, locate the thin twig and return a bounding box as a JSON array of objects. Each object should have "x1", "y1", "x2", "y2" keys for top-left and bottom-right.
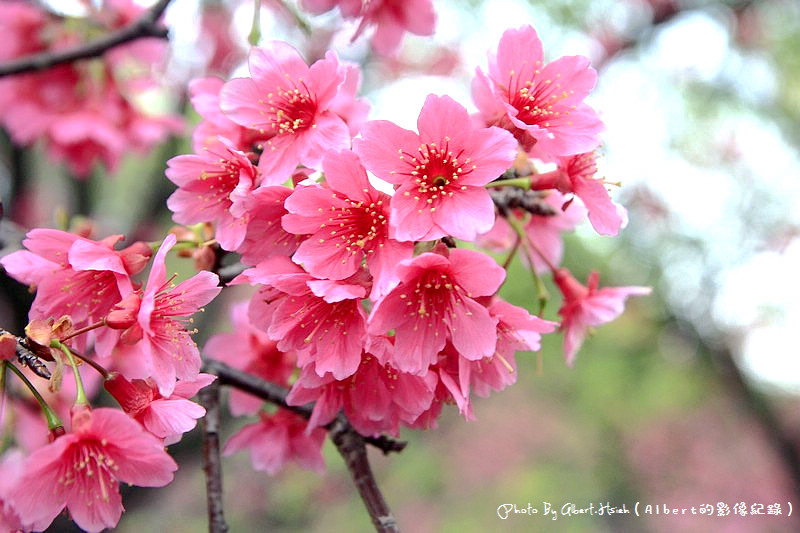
[
  {"x1": 202, "y1": 359, "x2": 407, "y2": 454},
  {"x1": 0, "y1": 0, "x2": 174, "y2": 78},
  {"x1": 199, "y1": 379, "x2": 229, "y2": 533}
]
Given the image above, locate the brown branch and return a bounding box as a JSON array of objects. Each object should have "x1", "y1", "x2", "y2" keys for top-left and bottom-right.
[
  {"x1": 199, "y1": 378, "x2": 229, "y2": 533},
  {"x1": 202, "y1": 359, "x2": 407, "y2": 454},
  {"x1": 328, "y1": 417, "x2": 400, "y2": 533},
  {"x1": 0, "y1": 0, "x2": 174, "y2": 78}
]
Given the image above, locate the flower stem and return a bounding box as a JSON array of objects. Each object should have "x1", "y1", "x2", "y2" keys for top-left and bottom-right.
[
  {"x1": 5, "y1": 362, "x2": 63, "y2": 430},
  {"x1": 486, "y1": 177, "x2": 532, "y2": 189},
  {"x1": 248, "y1": 0, "x2": 261, "y2": 46},
  {"x1": 51, "y1": 340, "x2": 88, "y2": 406},
  {"x1": 506, "y1": 215, "x2": 550, "y2": 315},
  {"x1": 59, "y1": 320, "x2": 105, "y2": 342}
]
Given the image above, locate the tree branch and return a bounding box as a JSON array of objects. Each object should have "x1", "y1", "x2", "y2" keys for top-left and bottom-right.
[
  {"x1": 328, "y1": 417, "x2": 400, "y2": 533},
  {"x1": 199, "y1": 379, "x2": 229, "y2": 533},
  {"x1": 0, "y1": 0, "x2": 174, "y2": 78}
]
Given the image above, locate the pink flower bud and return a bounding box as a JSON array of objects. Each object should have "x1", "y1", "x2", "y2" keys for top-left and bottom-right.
[
  {"x1": 119, "y1": 241, "x2": 153, "y2": 275},
  {"x1": 105, "y1": 292, "x2": 141, "y2": 330}
]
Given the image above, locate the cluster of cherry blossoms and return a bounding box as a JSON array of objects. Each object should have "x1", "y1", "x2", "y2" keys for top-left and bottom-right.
[
  {"x1": 0, "y1": 0, "x2": 182, "y2": 177},
  {"x1": 0, "y1": 13, "x2": 649, "y2": 532}
]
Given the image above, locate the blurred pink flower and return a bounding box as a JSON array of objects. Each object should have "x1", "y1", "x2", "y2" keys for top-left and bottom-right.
[
  {"x1": 11, "y1": 407, "x2": 177, "y2": 533},
  {"x1": 224, "y1": 409, "x2": 326, "y2": 475},
  {"x1": 554, "y1": 268, "x2": 650, "y2": 365},
  {"x1": 355, "y1": 94, "x2": 517, "y2": 241},
  {"x1": 472, "y1": 25, "x2": 604, "y2": 159},
  {"x1": 204, "y1": 302, "x2": 295, "y2": 416}
]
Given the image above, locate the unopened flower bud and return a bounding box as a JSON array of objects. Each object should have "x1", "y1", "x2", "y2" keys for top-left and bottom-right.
[
  {"x1": 105, "y1": 293, "x2": 141, "y2": 330},
  {"x1": 119, "y1": 241, "x2": 153, "y2": 275}
]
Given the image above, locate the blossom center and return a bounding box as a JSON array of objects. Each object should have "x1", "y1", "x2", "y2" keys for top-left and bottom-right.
[
  {"x1": 62, "y1": 440, "x2": 120, "y2": 503},
  {"x1": 266, "y1": 83, "x2": 317, "y2": 136},
  {"x1": 400, "y1": 140, "x2": 476, "y2": 213},
  {"x1": 320, "y1": 193, "x2": 387, "y2": 258},
  {"x1": 509, "y1": 79, "x2": 574, "y2": 127}
]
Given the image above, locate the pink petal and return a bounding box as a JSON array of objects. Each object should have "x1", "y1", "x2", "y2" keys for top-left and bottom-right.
[
  {"x1": 448, "y1": 248, "x2": 506, "y2": 297},
  {"x1": 353, "y1": 120, "x2": 420, "y2": 184},
  {"x1": 416, "y1": 94, "x2": 471, "y2": 145},
  {"x1": 432, "y1": 186, "x2": 496, "y2": 241}
]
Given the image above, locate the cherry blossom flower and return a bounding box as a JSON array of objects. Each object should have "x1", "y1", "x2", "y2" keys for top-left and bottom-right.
[
  {"x1": 282, "y1": 149, "x2": 413, "y2": 298},
  {"x1": 1, "y1": 229, "x2": 151, "y2": 355},
  {"x1": 223, "y1": 409, "x2": 326, "y2": 475},
  {"x1": 472, "y1": 25, "x2": 604, "y2": 159},
  {"x1": 236, "y1": 185, "x2": 305, "y2": 266},
  {"x1": 188, "y1": 77, "x2": 261, "y2": 153},
  {"x1": 301, "y1": 0, "x2": 437, "y2": 55},
  {"x1": 554, "y1": 268, "x2": 650, "y2": 365},
  {"x1": 530, "y1": 152, "x2": 627, "y2": 236},
  {"x1": 111, "y1": 234, "x2": 221, "y2": 396},
  {"x1": 0, "y1": 450, "x2": 24, "y2": 532},
  {"x1": 368, "y1": 248, "x2": 505, "y2": 374},
  {"x1": 233, "y1": 257, "x2": 368, "y2": 379},
  {"x1": 204, "y1": 302, "x2": 295, "y2": 416},
  {"x1": 286, "y1": 352, "x2": 436, "y2": 436},
  {"x1": 166, "y1": 139, "x2": 260, "y2": 251},
  {"x1": 220, "y1": 43, "x2": 352, "y2": 184},
  {"x1": 104, "y1": 373, "x2": 215, "y2": 444},
  {"x1": 10, "y1": 407, "x2": 177, "y2": 533},
  {"x1": 355, "y1": 94, "x2": 517, "y2": 241}
]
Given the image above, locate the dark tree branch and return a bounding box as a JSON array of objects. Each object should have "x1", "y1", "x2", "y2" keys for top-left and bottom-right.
[
  {"x1": 202, "y1": 359, "x2": 407, "y2": 455},
  {"x1": 199, "y1": 379, "x2": 229, "y2": 533},
  {"x1": 328, "y1": 417, "x2": 400, "y2": 533},
  {"x1": 0, "y1": 0, "x2": 173, "y2": 78}
]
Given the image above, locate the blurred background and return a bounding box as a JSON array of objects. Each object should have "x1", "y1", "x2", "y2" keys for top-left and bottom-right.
[{"x1": 2, "y1": 0, "x2": 800, "y2": 531}]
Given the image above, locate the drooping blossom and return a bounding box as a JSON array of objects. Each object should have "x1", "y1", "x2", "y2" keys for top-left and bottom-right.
[
  {"x1": 111, "y1": 234, "x2": 221, "y2": 396},
  {"x1": 236, "y1": 186, "x2": 305, "y2": 266},
  {"x1": 220, "y1": 43, "x2": 352, "y2": 184},
  {"x1": 368, "y1": 248, "x2": 505, "y2": 374},
  {"x1": 188, "y1": 77, "x2": 262, "y2": 153},
  {"x1": 233, "y1": 257, "x2": 367, "y2": 379},
  {"x1": 300, "y1": 0, "x2": 437, "y2": 55},
  {"x1": 10, "y1": 406, "x2": 177, "y2": 533},
  {"x1": 286, "y1": 351, "x2": 436, "y2": 436},
  {"x1": 554, "y1": 268, "x2": 650, "y2": 365},
  {"x1": 166, "y1": 139, "x2": 260, "y2": 251},
  {"x1": 0, "y1": 450, "x2": 24, "y2": 531},
  {"x1": 104, "y1": 373, "x2": 215, "y2": 444},
  {"x1": 472, "y1": 25, "x2": 604, "y2": 159},
  {"x1": 530, "y1": 152, "x2": 627, "y2": 236},
  {"x1": 282, "y1": 149, "x2": 413, "y2": 298},
  {"x1": 0, "y1": 229, "x2": 151, "y2": 355},
  {"x1": 355, "y1": 94, "x2": 517, "y2": 241},
  {"x1": 204, "y1": 302, "x2": 295, "y2": 416},
  {"x1": 223, "y1": 409, "x2": 326, "y2": 475}
]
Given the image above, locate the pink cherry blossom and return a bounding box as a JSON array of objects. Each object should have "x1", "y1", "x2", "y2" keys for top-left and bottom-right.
[
  {"x1": 204, "y1": 302, "x2": 295, "y2": 416},
  {"x1": 234, "y1": 257, "x2": 368, "y2": 379},
  {"x1": 0, "y1": 450, "x2": 24, "y2": 531},
  {"x1": 166, "y1": 140, "x2": 260, "y2": 251},
  {"x1": 10, "y1": 407, "x2": 177, "y2": 533},
  {"x1": 472, "y1": 25, "x2": 604, "y2": 159},
  {"x1": 223, "y1": 409, "x2": 326, "y2": 475},
  {"x1": 301, "y1": 0, "x2": 437, "y2": 55},
  {"x1": 282, "y1": 149, "x2": 413, "y2": 298},
  {"x1": 188, "y1": 77, "x2": 261, "y2": 153},
  {"x1": 220, "y1": 43, "x2": 351, "y2": 184},
  {"x1": 355, "y1": 94, "x2": 517, "y2": 241},
  {"x1": 104, "y1": 373, "x2": 215, "y2": 445},
  {"x1": 0, "y1": 229, "x2": 151, "y2": 355},
  {"x1": 236, "y1": 185, "x2": 305, "y2": 266},
  {"x1": 368, "y1": 248, "x2": 505, "y2": 374},
  {"x1": 111, "y1": 234, "x2": 221, "y2": 396},
  {"x1": 286, "y1": 352, "x2": 436, "y2": 436},
  {"x1": 554, "y1": 268, "x2": 651, "y2": 366},
  {"x1": 531, "y1": 152, "x2": 627, "y2": 236}
]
